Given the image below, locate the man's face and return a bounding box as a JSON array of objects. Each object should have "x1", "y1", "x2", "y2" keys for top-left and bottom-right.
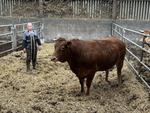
[{"x1": 27, "y1": 23, "x2": 33, "y2": 31}]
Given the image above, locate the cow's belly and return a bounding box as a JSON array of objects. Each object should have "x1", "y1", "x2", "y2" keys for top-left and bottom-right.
[
  {"x1": 96, "y1": 63, "x2": 115, "y2": 71},
  {"x1": 96, "y1": 58, "x2": 118, "y2": 71}
]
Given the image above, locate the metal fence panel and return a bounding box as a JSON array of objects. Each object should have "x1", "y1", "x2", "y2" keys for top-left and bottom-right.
[
  {"x1": 112, "y1": 23, "x2": 150, "y2": 90},
  {"x1": 0, "y1": 21, "x2": 42, "y2": 56}
]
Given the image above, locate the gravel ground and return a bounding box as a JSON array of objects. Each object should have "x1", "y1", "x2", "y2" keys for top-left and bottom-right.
[{"x1": 0, "y1": 43, "x2": 150, "y2": 113}]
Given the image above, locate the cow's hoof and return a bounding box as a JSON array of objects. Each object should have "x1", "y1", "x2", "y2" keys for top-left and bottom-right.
[
  {"x1": 76, "y1": 92, "x2": 85, "y2": 96},
  {"x1": 85, "y1": 93, "x2": 90, "y2": 96},
  {"x1": 110, "y1": 83, "x2": 118, "y2": 88},
  {"x1": 106, "y1": 80, "x2": 111, "y2": 85}
]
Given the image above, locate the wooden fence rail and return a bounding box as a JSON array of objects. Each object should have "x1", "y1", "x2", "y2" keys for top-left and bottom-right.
[
  {"x1": 119, "y1": 0, "x2": 150, "y2": 20},
  {"x1": 0, "y1": 0, "x2": 150, "y2": 20}
]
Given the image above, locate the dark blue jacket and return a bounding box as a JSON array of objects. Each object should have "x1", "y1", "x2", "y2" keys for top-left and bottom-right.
[{"x1": 23, "y1": 30, "x2": 41, "y2": 49}]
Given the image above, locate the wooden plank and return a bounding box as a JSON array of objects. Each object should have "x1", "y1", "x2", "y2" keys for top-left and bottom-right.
[
  {"x1": 143, "y1": 0, "x2": 146, "y2": 20},
  {"x1": 148, "y1": 1, "x2": 150, "y2": 20},
  {"x1": 39, "y1": 0, "x2": 43, "y2": 16},
  {"x1": 112, "y1": 0, "x2": 117, "y2": 19},
  {"x1": 0, "y1": 0, "x2": 2, "y2": 16},
  {"x1": 132, "y1": 0, "x2": 135, "y2": 19},
  {"x1": 145, "y1": 1, "x2": 149, "y2": 20},
  {"x1": 120, "y1": 0, "x2": 123, "y2": 19}
]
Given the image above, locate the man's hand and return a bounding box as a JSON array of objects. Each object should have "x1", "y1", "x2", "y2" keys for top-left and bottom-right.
[
  {"x1": 38, "y1": 46, "x2": 42, "y2": 51},
  {"x1": 23, "y1": 48, "x2": 26, "y2": 53}
]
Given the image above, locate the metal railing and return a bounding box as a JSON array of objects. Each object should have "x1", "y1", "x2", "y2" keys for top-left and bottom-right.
[
  {"x1": 112, "y1": 23, "x2": 150, "y2": 90},
  {"x1": 0, "y1": 21, "x2": 43, "y2": 56}
]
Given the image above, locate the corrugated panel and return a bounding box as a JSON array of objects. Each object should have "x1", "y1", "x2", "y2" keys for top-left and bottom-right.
[{"x1": 119, "y1": 0, "x2": 150, "y2": 20}]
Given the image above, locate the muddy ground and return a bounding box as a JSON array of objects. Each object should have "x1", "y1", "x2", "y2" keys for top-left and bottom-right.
[{"x1": 0, "y1": 43, "x2": 150, "y2": 113}]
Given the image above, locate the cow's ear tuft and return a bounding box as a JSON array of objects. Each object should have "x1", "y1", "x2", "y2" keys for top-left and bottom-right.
[{"x1": 65, "y1": 41, "x2": 72, "y2": 48}]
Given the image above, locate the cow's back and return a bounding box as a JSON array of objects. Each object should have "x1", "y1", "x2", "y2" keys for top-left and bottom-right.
[{"x1": 70, "y1": 38, "x2": 126, "y2": 70}]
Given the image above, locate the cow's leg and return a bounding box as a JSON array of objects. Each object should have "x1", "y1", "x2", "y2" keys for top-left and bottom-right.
[
  {"x1": 79, "y1": 77, "x2": 85, "y2": 94},
  {"x1": 116, "y1": 60, "x2": 124, "y2": 85},
  {"x1": 86, "y1": 74, "x2": 94, "y2": 95},
  {"x1": 105, "y1": 69, "x2": 110, "y2": 83}
]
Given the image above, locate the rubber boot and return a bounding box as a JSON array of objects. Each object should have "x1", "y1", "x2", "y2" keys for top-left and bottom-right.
[
  {"x1": 26, "y1": 62, "x2": 30, "y2": 72},
  {"x1": 32, "y1": 61, "x2": 36, "y2": 69}
]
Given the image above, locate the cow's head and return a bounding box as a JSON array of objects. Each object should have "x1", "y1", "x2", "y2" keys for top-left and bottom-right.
[{"x1": 51, "y1": 37, "x2": 71, "y2": 62}]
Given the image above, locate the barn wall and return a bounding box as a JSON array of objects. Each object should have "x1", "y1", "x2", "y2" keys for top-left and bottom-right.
[
  {"x1": 1, "y1": 17, "x2": 150, "y2": 42},
  {"x1": 116, "y1": 20, "x2": 150, "y2": 30},
  {"x1": 42, "y1": 18, "x2": 112, "y2": 42},
  {"x1": 0, "y1": 17, "x2": 39, "y2": 25},
  {"x1": 43, "y1": 19, "x2": 150, "y2": 42}
]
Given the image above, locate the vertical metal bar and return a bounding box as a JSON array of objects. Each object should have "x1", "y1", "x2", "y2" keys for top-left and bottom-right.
[
  {"x1": 111, "y1": 23, "x2": 114, "y2": 36},
  {"x1": 138, "y1": 35, "x2": 147, "y2": 74}
]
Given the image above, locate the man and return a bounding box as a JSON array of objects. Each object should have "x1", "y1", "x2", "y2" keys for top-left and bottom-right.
[{"x1": 23, "y1": 22, "x2": 42, "y2": 71}]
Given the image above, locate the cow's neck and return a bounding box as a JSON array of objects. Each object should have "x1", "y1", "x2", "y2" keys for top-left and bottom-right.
[{"x1": 66, "y1": 49, "x2": 80, "y2": 74}]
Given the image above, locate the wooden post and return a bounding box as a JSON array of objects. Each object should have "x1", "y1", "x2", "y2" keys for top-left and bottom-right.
[
  {"x1": 112, "y1": 0, "x2": 117, "y2": 20},
  {"x1": 39, "y1": 0, "x2": 43, "y2": 17},
  {"x1": 10, "y1": 0, "x2": 12, "y2": 17},
  {"x1": 0, "y1": 0, "x2": 3, "y2": 16},
  {"x1": 11, "y1": 25, "x2": 17, "y2": 50}
]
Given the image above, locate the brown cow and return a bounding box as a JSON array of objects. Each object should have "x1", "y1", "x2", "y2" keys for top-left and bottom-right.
[{"x1": 51, "y1": 37, "x2": 126, "y2": 95}]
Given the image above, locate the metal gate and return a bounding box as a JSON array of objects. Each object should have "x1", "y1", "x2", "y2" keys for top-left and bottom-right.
[
  {"x1": 112, "y1": 23, "x2": 150, "y2": 90},
  {"x1": 0, "y1": 21, "x2": 43, "y2": 56}
]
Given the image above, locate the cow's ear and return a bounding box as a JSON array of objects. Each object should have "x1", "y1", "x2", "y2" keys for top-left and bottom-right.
[{"x1": 65, "y1": 41, "x2": 72, "y2": 48}]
